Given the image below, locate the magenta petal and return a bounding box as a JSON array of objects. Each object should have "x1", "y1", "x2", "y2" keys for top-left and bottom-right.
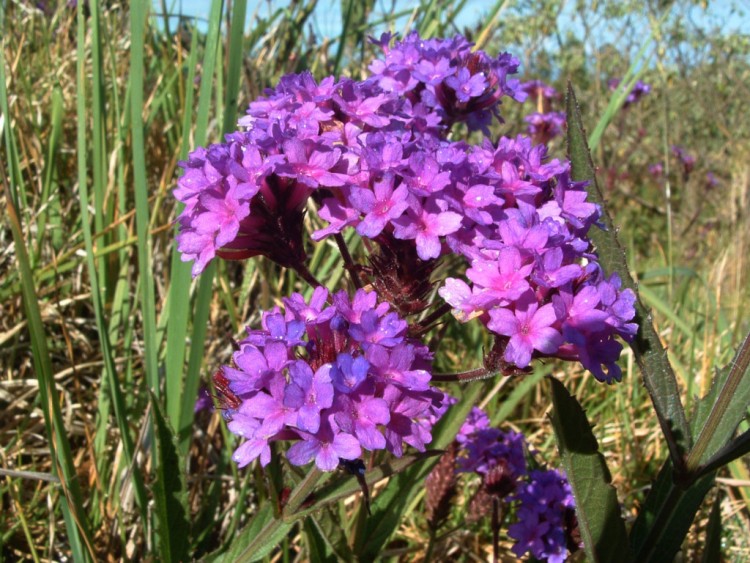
[
  {"x1": 532, "y1": 303, "x2": 559, "y2": 329},
  {"x1": 232, "y1": 438, "x2": 269, "y2": 468},
  {"x1": 356, "y1": 422, "x2": 386, "y2": 450},
  {"x1": 315, "y1": 444, "x2": 340, "y2": 471},
  {"x1": 287, "y1": 439, "x2": 318, "y2": 466},
  {"x1": 532, "y1": 327, "x2": 563, "y2": 354},
  {"x1": 487, "y1": 307, "x2": 518, "y2": 336},
  {"x1": 333, "y1": 432, "x2": 362, "y2": 460},
  {"x1": 298, "y1": 405, "x2": 322, "y2": 434},
  {"x1": 505, "y1": 335, "x2": 533, "y2": 368}
]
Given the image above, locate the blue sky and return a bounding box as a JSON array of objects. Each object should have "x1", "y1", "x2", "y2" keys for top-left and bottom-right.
[{"x1": 155, "y1": 0, "x2": 749, "y2": 53}]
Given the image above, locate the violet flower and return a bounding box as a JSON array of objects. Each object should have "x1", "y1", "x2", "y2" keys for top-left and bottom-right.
[{"x1": 217, "y1": 288, "x2": 445, "y2": 471}]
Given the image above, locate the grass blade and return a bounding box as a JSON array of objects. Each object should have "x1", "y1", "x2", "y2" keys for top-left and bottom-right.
[
  {"x1": 130, "y1": 0, "x2": 160, "y2": 395},
  {"x1": 150, "y1": 391, "x2": 191, "y2": 563},
  {"x1": 1, "y1": 156, "x2": 94, "y2": 563}
]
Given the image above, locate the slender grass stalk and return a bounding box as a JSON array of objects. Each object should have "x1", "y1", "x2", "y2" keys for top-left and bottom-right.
[
  {"x1": 75, "y1": 0, "x2": 149, "y2": 528},
  {"x1": 2, "y1": 175, "x2": 94, "y2": 562},
  {"x1": 170, "y1": 0, "x2": 226, "y2": 453},
  {"x1": 131, "y1": 0, "x2": 160, "y2": 396},
  {"x1": 90, "y1": 0, "x2": 109, "y2": 297},
  {"x1": 33, "y1": 86, "x2": 63, "y2": 264}
]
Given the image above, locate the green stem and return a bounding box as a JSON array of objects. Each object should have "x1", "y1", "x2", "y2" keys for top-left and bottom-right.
[{"x1": 282, "y1": 468, "x2": 324, "y2": 521}]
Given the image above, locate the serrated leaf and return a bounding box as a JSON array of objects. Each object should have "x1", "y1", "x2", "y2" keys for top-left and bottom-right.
[
  {"x1": 353, "y1": 381, "x2": 487, "y2": 560},
  {"x1": 150, "y1": 391, "x2": 190, "y2": 563},
  {"x1": 548, "y1": 377, "x2": 630, "y2": 563},
  {"x1": 566, "y1": 83, "x2": 691, "y2": 465}
]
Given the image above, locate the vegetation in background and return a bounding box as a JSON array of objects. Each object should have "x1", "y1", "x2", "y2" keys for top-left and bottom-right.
[{"x1": 1, "y1": 0, "x2": 749, "y2": 560}]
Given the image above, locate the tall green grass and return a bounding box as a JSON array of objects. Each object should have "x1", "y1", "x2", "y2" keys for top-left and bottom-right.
[{"x1": 1, "y1": 0, "x2": 748, "y2": 560}]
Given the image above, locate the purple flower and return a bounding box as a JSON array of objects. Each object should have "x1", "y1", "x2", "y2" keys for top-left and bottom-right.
[
  {"x1": 609, "y1": 78, "x2": 651, "y2": 107},
  {"x1": 520, "y1": 80, "x2": 558, "y2": 102},
  {"x1": 175, "y1": 30, "x2": 637, "y2": 389},
  {"x1": 392, "y1": 204, "x2": 463, "y2": 260},
  {"x1": 331, "y1": 353, "x2": 370, "y2": 394},
  {"x1": 445, "y1": 68, "x2": 489, "y2": 102},
  {"x1": 334, "y1": 392, "x2": 391, "y2": 450},
  {"x1": 285, "y1": 361, "x2": 334, "y2": 433},
  {"x1": 487, "y1": 294, "x2": 563, "y2": 368},
  {"x1": 508, "y1": 469, "x2": 576, "y2": 562},
  {"x1": 220, "y1": 289, "x2": 445, "y2": 471},
  {"x1": 287, "y1": 418, "x2": 362, "y2": 471},
  {"x1": 671, "y1": 145, "x2": 696, "y2": 174},
  {"x1": 524, "y1": 111, "x2": 566, "y2": 144},
  {"x1": 350, "y1": 174, "x2": 410, "y2": 238}
]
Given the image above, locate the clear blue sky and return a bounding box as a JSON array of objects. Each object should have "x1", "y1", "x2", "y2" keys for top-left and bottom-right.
[{"x1": 154, "y1": 0, "x2": 749, "y2": 54}]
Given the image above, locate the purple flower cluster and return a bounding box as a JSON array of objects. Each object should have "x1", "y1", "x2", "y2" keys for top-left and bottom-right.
[
  {"x1": 608, "y1": 78, "x2": 651, "y2": 107},
  {"x1": 521, "y1": 80, "x2": 558, "y2": 102},
  {"x1": 671, "y1": 144, "x2": 696, "y2": 175},
  {"x1": 524, "y1": 111, "x2": 566, "y2": 144},
  {"x1": 175, "y1": 32, "x2": 636, "y2": 390},
  {"x1": 219, "y1": 287, "x2": 444, "y2": 471},
  {"x1": 437, "y1": 153, "x2": 638, "y2": 382},
  {"x1": 174, "y1": 32, "x2": 524, "y2": 275},
  {"x1": 451, "y1": 404, "x2": 578, "y2": 561},
  {"x1": 520, "y1": 80, "x2": 565, "y2": 144},
  {"x1": 508, "y1": 469, "x2": 576, "y2": 563}
]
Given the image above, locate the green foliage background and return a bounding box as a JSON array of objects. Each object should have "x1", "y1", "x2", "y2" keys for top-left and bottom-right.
[{"x1": 1, "y1": 0, "x2": 748, "y2": 560}]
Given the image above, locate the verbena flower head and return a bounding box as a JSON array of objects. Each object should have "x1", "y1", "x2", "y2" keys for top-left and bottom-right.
[
  {"x1": 608, "y1": 78, "x2": 651, "y2": 107},
  {"x1": 508, "y1": 468, "x2": 577, "y2": 563},
  {"x1": 524, "y1": 111, "x2": 566, "y2": 144},
  {"x1": 174, "y1": 31, "x2": 637, "y2": 384},
  {"x1": 671, "y1": 144, "x2": 696, "y2": 175},
  {"x1": 521, "y1": 80, "x2": 558, "y2": 102},
  {"x1": 219, "y1": 287, "x2": 444, "y2": 471}
]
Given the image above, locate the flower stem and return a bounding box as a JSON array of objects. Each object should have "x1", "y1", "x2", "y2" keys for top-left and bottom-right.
[
  {"x1": 492, "y1": 496, "x2": 500, "y2": 563},
  {"x1": 432, "y1": 368, "x2": 500, "y2": 383},
  {"x1": 294, "y1": 261, "x2": 324, "y2": 289},
  {"x1": 413, "y1": 302, "x2": 452, "y2": 334},
  {"x1": 334, "y1": 233, "x2": 363, "y2": 290},
  {"x1": 282, "y1": 467, "x2": 323, "y2": 521}
]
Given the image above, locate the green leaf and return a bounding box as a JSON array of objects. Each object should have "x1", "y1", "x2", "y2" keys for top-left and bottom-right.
[
  {"x1": 150, "y1": 392, "x2": 190, "y2": 563},
  {"x1": 210, "y1": 504, "x2": 294, "y2": 563},
  {"x1": 687, "y1": 330, "x2": 750, "y2": 471},
  {"x1": 548, "y1": 377, "x2": 630, "y2": 563},
  {"x1": 566, "y1": 83, "x2": 691, "y2": 466},
  {"x1": 700, "y1": 491, "x2": 723, "y2": 563},
  {"x1": 303, "y1": 517, "x2": 339, "y2": 563},
  {"x1": 291, "y1": 450, "x2": 444, "y2": 521},
  {"x1": 629, "y1": 461, "x2": 714, "y2": 562}
]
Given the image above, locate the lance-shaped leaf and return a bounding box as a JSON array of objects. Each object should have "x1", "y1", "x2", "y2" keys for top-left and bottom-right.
[
  {"x1": 566, "y1": 83, "x2": 691, "y2": 467},
  {"x1": 548, "y1": 377, "x2": 630, "y2": 562},
  {"x1": 630, "y1": 332, "x2": 750, "y2": 561},
  {"x1": 687, "y1": 330, "x2": 750, "y2": 472},
  {"x1": 629, "y1": 461, "x2": 714, "y2": 562},
  {"x1": 150, "y1": 392, "x2": 190, "y2": 563},
  {"x1": 700, "y1": 490, "x2": 724, "y2": 563}
]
